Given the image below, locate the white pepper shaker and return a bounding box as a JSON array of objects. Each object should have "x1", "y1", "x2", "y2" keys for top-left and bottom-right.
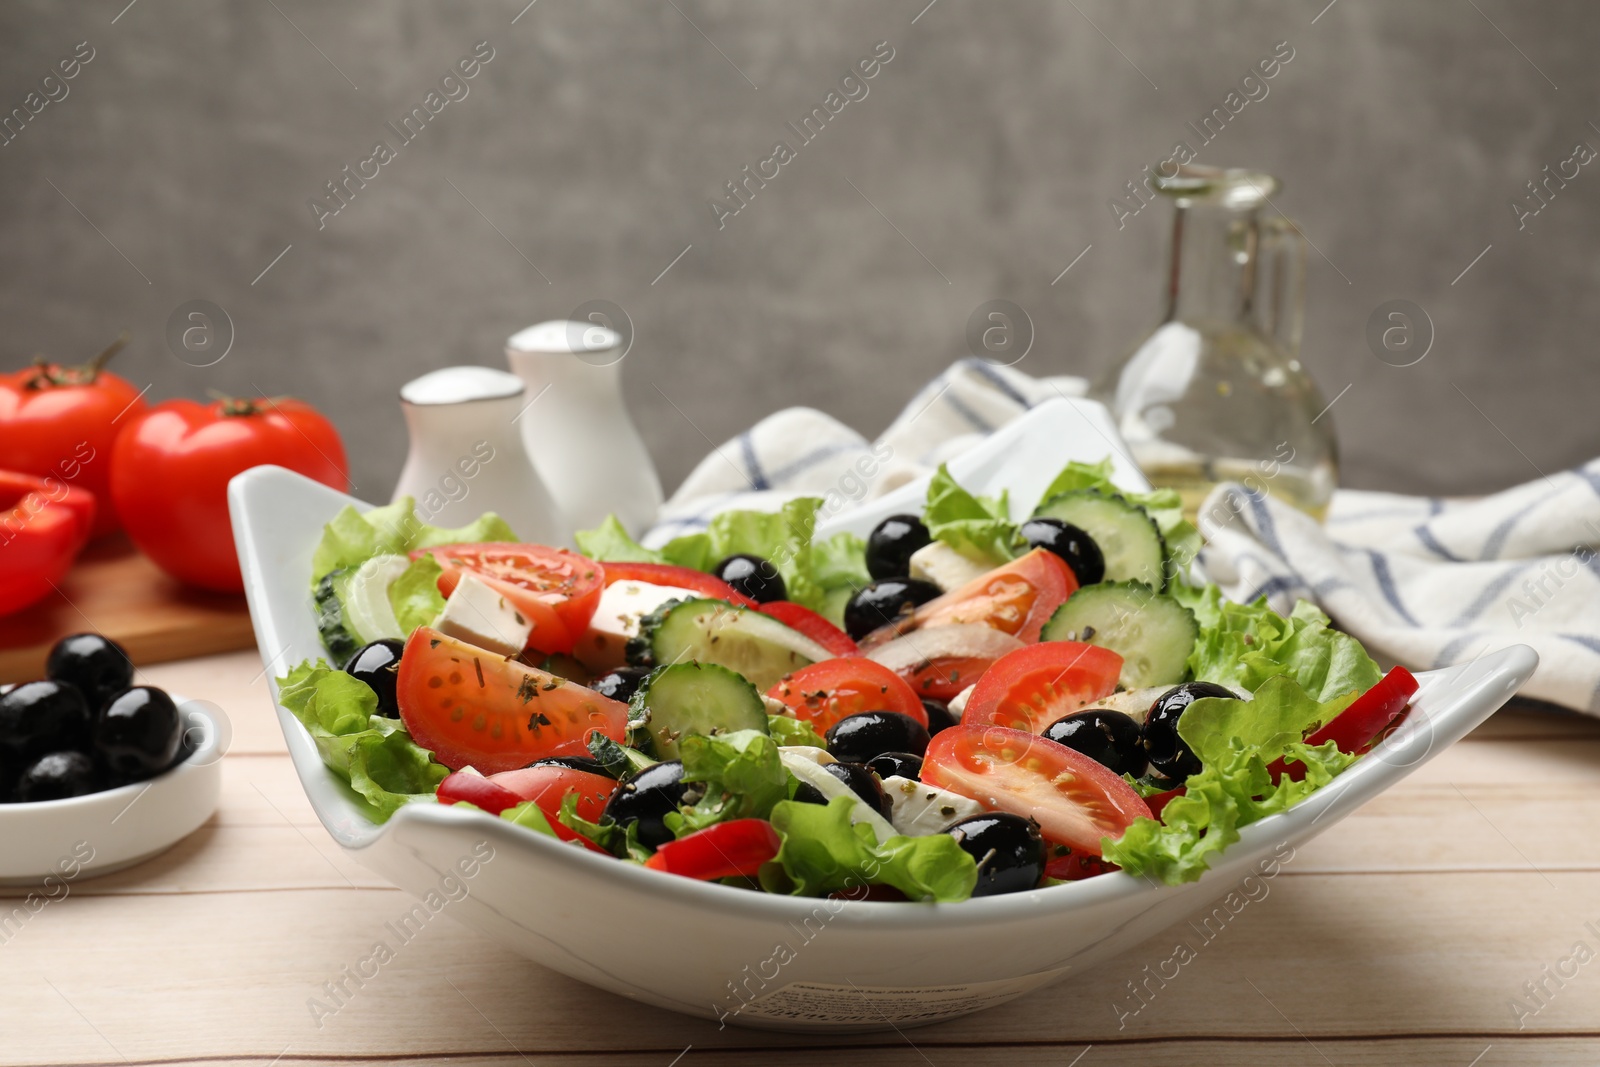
[
  {"x1": 392, "y1": 366, "x2": 566, "y2": 545},
  {"x1": 505, "y1": 320, "x2": 663, "y2": 537}
]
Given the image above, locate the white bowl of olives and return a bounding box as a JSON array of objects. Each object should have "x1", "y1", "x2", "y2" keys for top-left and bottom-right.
[{"x1": 0, "y1": 634, "x2": 224, "y2": 884}]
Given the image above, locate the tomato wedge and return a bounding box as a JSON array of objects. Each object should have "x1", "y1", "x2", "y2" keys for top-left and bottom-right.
[
  {"x1": 438, "y1": 763, "x2": 616, "y2": 852},
  {"x1": 600, "y1": 561, "x2": 757, "y2": 608},
  {"x1": 1272, "y1": 665, "x2": 1421, "y2": 783},
  {"x1": 413, "y1": 543, "x2": 605, "y2": 653},
  {"x1": 865, "y1": 624, "x2": 1026, "y2": 702},
  {"x1": 644, "y1": 819, "x2": 782, "y2": 880},
  {"x1": 1044, "y1": 849, "x2": 1118, "y2": 882},
  {"x1": 756, "y1": 601, "x2": 858, "y2": 657},
  {"x1": 396, "y1": 626, "x2": 628, "y2": 773},
  {"x1": 923, "y1": 725, "x2": 1150, "y2": 856},
  {"x1": 768, "y1": 657, "x2": 927, "y2": 731},
  {"x1": 962, "y1": 642, "x2": 1124, "y2": 734},
  {"x1": 864, "y1": 549, "x2": 1075, "y2": 646}
]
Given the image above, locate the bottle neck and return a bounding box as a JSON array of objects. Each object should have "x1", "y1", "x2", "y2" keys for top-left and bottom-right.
[{"x1": 1162, "y1": 202, "x2": 1262, "y2": 329}]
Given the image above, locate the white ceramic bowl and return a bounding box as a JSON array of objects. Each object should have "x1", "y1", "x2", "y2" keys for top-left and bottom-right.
[
  {"x1": 0, "y1": 700, "x2": 224, "y2": 885},
  {"x1": 229, "y1": 398, "x2": 1539, "y2": 1033}
]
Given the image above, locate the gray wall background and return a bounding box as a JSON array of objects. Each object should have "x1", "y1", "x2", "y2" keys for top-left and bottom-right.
[{"x1": 2, "y1": 0, "x2": 1596, "y2": 502}]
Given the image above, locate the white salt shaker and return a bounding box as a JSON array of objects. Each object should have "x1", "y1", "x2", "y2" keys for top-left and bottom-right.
[
  {"x1": 505, "y1": 320, "x2": 663, "y2": 536},
  {"x1": 392, "y1": 366, "x2": 566, "y2": 545}
]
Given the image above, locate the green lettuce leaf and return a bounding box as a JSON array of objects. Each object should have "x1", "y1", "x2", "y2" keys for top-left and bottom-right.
[
  {"x1": 578, "y1": 497, "x2": 869, "y2": 622},
  {"x1": 573, "y1": 515, "x2": 666, "y2": 564},
  {"x1": 666, "y1": 729, "x2": 789, "y2": 836},
  {"x1": 501, "y1": 800, "x2": 560, "y2": 838},
  {"x1": 924, "y1": 464, "x2": 1015, "y2": 564},
  {"x1": 275, "y1": 660, "x2": 448, "y2": 820},
  {"x1": 388, "y1": 555, "x2": 446, "y2": 634},
  {"x1": 766, "y1": 714, "x2": 827, "y2": 748},
  {"x1": 760, "y1": 796, "x2": 977, "y2": 902},
  {"x1": 310, "y1": 497, "x2": 517, "y2": 585},
  {"x1": 1100, "y1": 675, "x2": 1361, "y2": 884},
  {"x1": 1174, "y1": 584, "x2": 1383, "y2": 701},
  {"x1": 1035, "y1": 458, "x2": 1203, "y2": 573}
]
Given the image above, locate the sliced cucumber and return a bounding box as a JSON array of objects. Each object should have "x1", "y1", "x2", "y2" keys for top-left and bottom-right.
[
  {"x1": 1034, "y1": 490, "x2": 1168, "y2": 590},
  {"x1": 314, "y1": 569, "x2": 360, "y2": 664},
  {"x1": 343, "y1": 554, "x2": 409, "y2": 644},
  {"x1": 632, "y1": 662, "x2": 768, "y2": 759},
  {"x1": 313, "y1": 554, "x2": 410, "y2": 664},
  {"x1": 629, "y1": 598, "x2": 830, "y2": 691},
  {"x1": 1041, "y1": 581, "x2": 1197, "y2": 690}
]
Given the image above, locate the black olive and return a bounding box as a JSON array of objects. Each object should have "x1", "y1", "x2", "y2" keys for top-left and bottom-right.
[
  {"x1": 1043, "y1": 709, "x2": 1146, "y2": 777},
  {"x1": 713, "y1": 554, "x2": 787, "y2": 603},
  {"x1": 945, "y1": 812, "x2": 1045, "y2": 896},
  {"x1": 344, "y1": 639, "x2": 404, "y2": 718},
  {"x1": 1018, "y1": 518, "x2": 1105, "y2": 586},
  {"x1": 826, "y1": 761, "x2": 893, "y2": 819},
  {"x1": 825, "y1": 711, "x2": 931, "y2": 763},
  {"x1": 865, "y1": 514, "x2": 933, "y2": 580},
  {"x1": 0, "y1": 680, "x2": 92, "y2": 759},
  {"x1": 12, "y1": 751, "x2": 99, "y2": 803},
  {"x1": 602, "y1": 761, "x2": 687, "y2": 849},
  {"x1": 866, "y1": 751, "x2": 923, "y2": 781},
  {"x1": 1141, "y1": 682, "x2": 1235, "y2": 783},
  {"x1": 94, "y1": 686, "x2": 182, "y2": 781},
  {"x1": 526, "y1": 755, "x2": 616, "y2": 779},
  {"x1": 589, "y1": 666, "x2": 652, "y2": 705},
  {"x1": 45, "y1": 633, "x2": 134, "y2": 712},
  {"x1": 922, "y1": 698, "x2": 958, "y2": 736},
  {"x1": 842, "y1": 578, "x2": 942, "y2": 641}
]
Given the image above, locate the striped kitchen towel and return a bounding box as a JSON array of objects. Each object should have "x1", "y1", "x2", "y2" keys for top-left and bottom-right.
[{"x1": 649, "y1": 358, "x2": 1593, "y2": 712}]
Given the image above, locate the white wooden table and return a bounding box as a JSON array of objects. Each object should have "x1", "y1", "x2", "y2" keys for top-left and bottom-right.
[{"x1": 6, "y1": 650, "x2": 1600, "y2": 1066}]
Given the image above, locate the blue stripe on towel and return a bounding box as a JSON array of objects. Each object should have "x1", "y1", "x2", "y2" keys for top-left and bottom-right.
[
  {"x1": 1432, "y1": 632, "x2": 1484, "y2": 669},
  {"x1": 1245, "y1": 491, "x2": 1286, "y2": 557},
  {"x1": 1242, "y1": 574, "x2": 1311, "y2": 605},
  {"x1": 1413, "y1": 525, "x2": 1466, "y2": 562},
  {"x1": 943, "y1": 389, "x2": 995, "y2": 433},
  {"x1": 738, "y1": 433, "x2": 771, "y2": 491},
  {"x1": 1480, "y1": 485, "x2": 1564, "y2": 561},
  {"x1": 1447, "y1": 561, "x2": 1539, "y2": 628},
  {"x1": 961, "y1": 358, "x2": 1033, "y2": 409},
  {"x1": 1359, "y1": 549, "x2": 1422, "y2": 626}
]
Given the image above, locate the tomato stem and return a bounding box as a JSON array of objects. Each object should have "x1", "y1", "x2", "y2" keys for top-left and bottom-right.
[
  {"x1": 24, "y1": 328, "x2": 132, "y2": 388},
  {"x1": 206, "y1": 389, "x2": 285, "y2": 417}
]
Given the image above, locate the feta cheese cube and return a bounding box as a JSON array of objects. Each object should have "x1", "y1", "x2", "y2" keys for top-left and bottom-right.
[
  {"x1": 909, "y1": 542, "x2": 997, "y2": 592},
  {"x1": 433, "y1": 574, "x2": 532, "y2": 657},
  {"x1": 880, "y1": 775, "x2": 985, "y2": 836},
  {"x1": 573, "y1": 581, "x2": 703, "y2": 671}
]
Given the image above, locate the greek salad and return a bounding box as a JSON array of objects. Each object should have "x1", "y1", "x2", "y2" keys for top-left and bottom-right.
[{"x1": 276, "y1": 459, "x2": 1417, "y2": 900}]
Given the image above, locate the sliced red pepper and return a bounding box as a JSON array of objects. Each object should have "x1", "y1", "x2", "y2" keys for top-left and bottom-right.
[
  {"x1": 0, "y1": 469, "x2": 96, "y2": 616},
  {"x1": 643, "y1": 818, "x2": 782, "y2": 880},
  {"x1": 599, "y1": 560, "x2": 758, "y2": 608},
  {"x1": 1271, "y1": 666, "x2": 1421, "y2": 782},
  {"x1": 754, "y1": 600, "x2": 858, "y2": 657},
  {"x1": 1145, "y1": 786, "x2": 1185, "y2": 819}
]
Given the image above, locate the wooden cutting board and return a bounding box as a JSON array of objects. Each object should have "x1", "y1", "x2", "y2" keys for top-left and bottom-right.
[{"x1": 0, "y1": 534, "x2": 259, "y2": 684}]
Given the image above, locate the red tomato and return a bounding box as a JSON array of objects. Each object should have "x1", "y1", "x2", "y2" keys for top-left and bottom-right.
[
  {"x1": 923, "y1": 725, "x2": 1151, "y2": 856},
  {"x1": 756, "y1": 601, "x2": 858, "y2": 657},
  {"x1": 600, "y1": 561, "x2": 757, "y2": 607},
  {"x1": 644, "y1": 819, "x2": 782, "y2": 880},
  {"x1": 111, "y1": 397, "x2": 347, "y2": 592},
  {"x1": 1272, "y1": 666, "x2": 1421, "y2": 783},
  {"x1": 435, "y1": 769, "x2": 523, "y2": 814},
  {"x1": 961, "y1": 642, "x2": 1124, "y2": 734},
  {"x1": 865, "y1": 624, "x2": 1026, "y2": 702},
  {"x1": 415, "y1": 543, "x2": 605, "y2": 654},
  {"x1": 0, "y1": 470, "x2": 96, "y2": 616},
  {"x1": 396, "y1": 626, "x2": 628, "y2": 773},
  {"x1": 864, "y1": 549, "x2": 1075, "y2": 647},
  {"x1": 0, "y1": 334, "x2": 146, "y2": 538},
  {"x1": 1044, "y1": 850, "x2": 1118, "y2": 882},
  {"x1": 767, "y1": 657, "x2": 927, "y2": 732}
]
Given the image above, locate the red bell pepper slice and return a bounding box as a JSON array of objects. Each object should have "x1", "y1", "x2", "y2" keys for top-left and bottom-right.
[
  {"x1": 643, "y1": 818, "x2": 782, "y2": 880},
  {"x1": 1272, "y1": 666, "x2": 1420, "y2": 782},
  {"x1": 0, "y1": 469, "x2": 96, "y2": 616}
]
